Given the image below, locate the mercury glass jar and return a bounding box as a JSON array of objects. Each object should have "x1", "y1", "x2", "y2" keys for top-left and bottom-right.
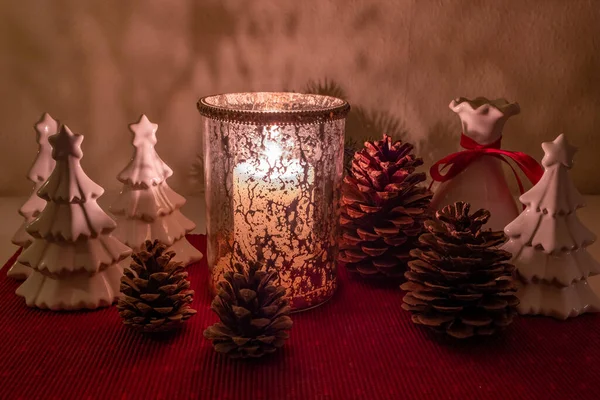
[{"x1": 197, "y1": 92, "x2": 350, "y2": 311}]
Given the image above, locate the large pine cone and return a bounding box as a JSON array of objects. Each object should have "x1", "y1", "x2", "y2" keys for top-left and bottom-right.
[
  {"x1": 117, "y1": 240, "x2": 197, "y2": 333},
  {"x1": 401, "y1": 202, "x2": 519, "y2": 339},
  {"x1": 339, "y1": 135, "x2": 432, "y2": 278},
  {"x1": 204, "y1": 262, "x2": 293, "y2": 359}
]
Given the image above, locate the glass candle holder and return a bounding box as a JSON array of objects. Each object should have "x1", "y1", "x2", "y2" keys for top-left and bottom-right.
[{"x1": 198, "y1": 92, "x2": 350, "y2": 311}]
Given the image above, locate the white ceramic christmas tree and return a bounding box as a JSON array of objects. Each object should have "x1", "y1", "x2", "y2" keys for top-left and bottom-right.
[
  {"x1": 7, "y1": 113, "x2": 57, "y2": 280},
  {"x1": 503, "y1": 134, "x2": 600, "y2": 319},
  {"x1": 15, "y1": 125, "x2": 132, "y2": 310},
  {"x1": 110, "y1": 115, "x2": 202, "y2": 266}
]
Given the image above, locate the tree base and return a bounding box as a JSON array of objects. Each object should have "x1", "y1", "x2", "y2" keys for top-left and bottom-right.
[
  {"x1": 508, "y1": 246, "x2": 600, "y2": 287},
  {"x1": 169, "y1": 237, "x2": 203, "y2": 267},
  {"x1": 18, "y1": 235, "x2": 132, "y2": 277},
  {"x1": 15, "y1": 263, "x2": 124, "y2": 311},
  {"x1": 517, "y1": 279, "x2": 600, "y2": 320},
  {"x1": 6, "y1": 262, "x2": 31, "y2": 281}
]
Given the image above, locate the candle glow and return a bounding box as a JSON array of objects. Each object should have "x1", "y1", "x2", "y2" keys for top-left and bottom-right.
[{"x1": 232, "y1": 126, "x2": 315, "y2": 298}]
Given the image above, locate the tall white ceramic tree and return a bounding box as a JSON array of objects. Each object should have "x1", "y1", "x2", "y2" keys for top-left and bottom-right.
[
  {"x1": 7, "y1": 113, "x2": 57, "y2": 280},
  {"x1": 15, "y1": 124, "x2": 132, "y2": 310},
  {"x1": 503, "y1": 134, "x2": 600, "y2": 319},
  {"x1": 110, "y1": 115, "x2": 202, "y2": 266}
]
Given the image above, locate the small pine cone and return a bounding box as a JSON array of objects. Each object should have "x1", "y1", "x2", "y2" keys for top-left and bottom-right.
[
  {"x1": 401, "y1": 202, "x2": 519, "y2": 339},
  {"x1": 117, "y1": 240, "x2": 197, "y2": 333},
  {"x1": 204, "y1": 262, "x2": 293, "y2": 359},
  {"x1": 339, "y1": 134, "x2": 433, "y2": 278}
]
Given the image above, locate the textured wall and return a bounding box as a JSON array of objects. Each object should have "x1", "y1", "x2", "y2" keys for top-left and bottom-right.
[{"x1": 1, "y1": 0, "x2": 599, "y2": 196}]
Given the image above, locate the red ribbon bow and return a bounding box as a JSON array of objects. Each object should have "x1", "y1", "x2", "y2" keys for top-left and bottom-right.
[{"x1": 429, "y1": 134, "x2": 544, "y2": 208}]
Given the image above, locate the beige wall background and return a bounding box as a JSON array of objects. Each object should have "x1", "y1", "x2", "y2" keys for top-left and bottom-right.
[{"x1": 0, "y1": 0, "x2": 599, "y2": 196}]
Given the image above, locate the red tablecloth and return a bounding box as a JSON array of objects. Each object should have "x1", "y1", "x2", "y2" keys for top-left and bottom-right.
[{"x1": 1, "y1": 235, "x2": 600, "y2": 400}]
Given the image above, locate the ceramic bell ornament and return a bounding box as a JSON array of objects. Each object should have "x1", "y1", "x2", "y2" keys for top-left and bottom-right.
[
  {"x1": 15, "y1": 124, "x2": 131, "y2": 310},
  {"x1": 7, "y1": 113, "x2": 57, "y2": 280},
  {"x1": 109, "y1": 115, "x2": 202, "y2": 266},
  {"x1": 429, "y1": 97, "x2": 543, "y2": 232},
  {"x1": 503, "y1": 134, "x2": 600, "y2": 319}
]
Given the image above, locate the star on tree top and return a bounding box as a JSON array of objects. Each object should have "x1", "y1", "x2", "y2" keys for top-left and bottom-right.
[
  {"x1": 49, "y1": 124, "x2": 84, "y2": 160},
  {"x1": 35, "y1": 113, "x2": 59, "y2": 145},
  {"x1": 129, "y1": 114, "x2": 158, "y2": 148},
  {"x1": 541, "y1": 134, "x2": 577, "y2": 169}
]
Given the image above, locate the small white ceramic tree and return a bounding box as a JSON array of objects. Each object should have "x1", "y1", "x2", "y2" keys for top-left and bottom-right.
[
  {"x1": 7, "y1": 113, "x2": 58, "y2": 280},
  {"x1": 15, "y1": 125, "x2": 131, "y2": 310},
  {"x1": 110, "y1": 115, "x2": 202, "y2": 266},
  {"x1": 503, "y1": 134, "x2": 600, "y2": 319}
]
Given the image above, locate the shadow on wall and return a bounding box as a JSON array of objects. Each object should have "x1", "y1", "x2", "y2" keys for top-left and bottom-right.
[
  {"x1": 1, "y1": 0, "x2": 600, "y2": 196},
  {"x1": 1, "y1": 0, "x2": 411, "y2": 196},
  {"x1": 1, "y1": 0, "x2": 245, "y2": 196}
]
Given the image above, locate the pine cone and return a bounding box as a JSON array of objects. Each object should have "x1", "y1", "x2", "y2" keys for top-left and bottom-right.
[
  {"x1": 117, "y1": 240, "x2": 197, "y2": 333},
  {"x1": 401, "y1": 202, "x2": 519, "y2": 339},
  {"x1": 339, "y1": 134, "x2": 432, "y2": 278},
  {"x1": 204, "y1": 262, "x2": 293, "y2": 359}
]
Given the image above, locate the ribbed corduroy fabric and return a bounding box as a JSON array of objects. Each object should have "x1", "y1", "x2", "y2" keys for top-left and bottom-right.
[{"x1": 1, "y1": 235, "x2": 600, "y2": 400}]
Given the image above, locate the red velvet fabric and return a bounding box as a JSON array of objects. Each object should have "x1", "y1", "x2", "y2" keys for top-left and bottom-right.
[{"x1": 1, "y1": 235, "x2": 600, "y2": 400}]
